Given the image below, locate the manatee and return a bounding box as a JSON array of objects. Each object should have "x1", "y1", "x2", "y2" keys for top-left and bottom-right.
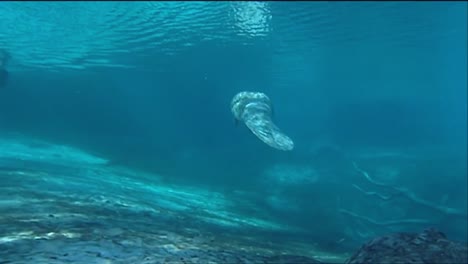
[{"x1": 231, "y1": 91, "x2": 294, "y2": 151}]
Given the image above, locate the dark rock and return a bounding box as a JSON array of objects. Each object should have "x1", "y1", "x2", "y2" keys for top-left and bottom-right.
[{"x1": 345, "y1": 228, "x2": 468, "y2": 264}]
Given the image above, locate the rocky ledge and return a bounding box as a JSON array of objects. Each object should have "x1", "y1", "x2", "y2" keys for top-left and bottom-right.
[{"x1": 346, "y1": 228, "x2": 468, "y2": 264}]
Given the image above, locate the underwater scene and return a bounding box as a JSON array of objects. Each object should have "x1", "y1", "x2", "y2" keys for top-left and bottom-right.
[{"x1": 0, "y1": 1, "x2": 467, "y2": 264}]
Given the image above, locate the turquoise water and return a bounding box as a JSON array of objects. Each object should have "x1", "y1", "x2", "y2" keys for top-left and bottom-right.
[{"x1": 0, "y1": 2, "x2": 466, "y2": 263}]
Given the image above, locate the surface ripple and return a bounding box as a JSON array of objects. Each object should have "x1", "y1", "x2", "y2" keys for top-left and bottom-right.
[{"x1": 0, "y1": 2, "x2": 465, "y2": 71}]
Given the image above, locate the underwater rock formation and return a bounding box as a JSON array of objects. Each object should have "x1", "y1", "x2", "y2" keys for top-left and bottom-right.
[
  {"x1": 231, "y1": 91, "x2": 294, "y2": 151},
  {"x1": 345, "y1": 228, "x2": 468, "y2": 264}
]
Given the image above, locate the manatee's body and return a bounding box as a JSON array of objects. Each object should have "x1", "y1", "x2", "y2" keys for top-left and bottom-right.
[{"x1": 231, "y1": 91, "x2": 294, "y2": 151}]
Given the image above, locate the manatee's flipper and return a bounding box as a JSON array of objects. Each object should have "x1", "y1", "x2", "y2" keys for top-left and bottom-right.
[{"x1": 231, "y1": 91, "x2": 294, "y2": 151}]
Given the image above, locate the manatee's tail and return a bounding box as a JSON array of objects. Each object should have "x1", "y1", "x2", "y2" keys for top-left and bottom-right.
[
  {"x1": 244, "y1": 113, "x2": 294, "y2": 151},
  {"x1": 231, "y1": 91, "x2": 294, "y2": 151}
]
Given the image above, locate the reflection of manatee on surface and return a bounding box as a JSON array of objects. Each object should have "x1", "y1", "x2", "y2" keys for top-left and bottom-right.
[{"x1": 231, "y1": 91, "x2": 294, "y2": 151}]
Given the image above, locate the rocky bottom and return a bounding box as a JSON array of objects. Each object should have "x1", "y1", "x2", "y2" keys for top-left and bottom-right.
[
  {"x1": 2, "y1": 222, "x2": 466, "y2": 264},
  {"x1": 1, "y1": 172, "x2": 466, "y2": 264},
  {"x1": 0, "y1": 166, "x2": 344, "y2": 264},
  {"x1": 0, "y1": 137, "x2": 466, "y2": 264}
]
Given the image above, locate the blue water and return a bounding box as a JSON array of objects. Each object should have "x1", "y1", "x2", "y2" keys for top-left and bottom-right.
[{"x1": 0, "y1": 2, "x2": 466, "y2": 263}]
